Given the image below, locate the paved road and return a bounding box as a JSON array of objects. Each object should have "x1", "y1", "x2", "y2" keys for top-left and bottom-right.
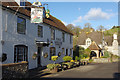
[{"x1": 42, "y1": 62, "x2": 119, "y2": 78}]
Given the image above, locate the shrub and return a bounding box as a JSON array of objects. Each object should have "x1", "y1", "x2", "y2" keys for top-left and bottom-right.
[
  {"x1": 83, "y1": 54, "x2": 89, "y2": 58},
  {"x1": 63, "y1": 56, "x2": 72, "y2": 62},
  {"x1": 75, "y1": 56, "x2": 80, "y2": 61},
  {"x1": 63, "y1": 62, "x2": 73, "y2": 68},
  {"x1": 103, "y1": 50, "x2": 110, "y2": 58},
  {"x1": 47, "y1": 64, "x2": 60, "y2": 70},
  {"x1": 51, "y1": 56, "x2": 58, "y2": 61}
]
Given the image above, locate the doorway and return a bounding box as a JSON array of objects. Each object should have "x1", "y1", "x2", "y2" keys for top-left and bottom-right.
[{"x1": 38, "y1": 47, "x2": 42, "y2": 67}]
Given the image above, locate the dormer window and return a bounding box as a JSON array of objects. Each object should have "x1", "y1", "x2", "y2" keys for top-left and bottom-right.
[{"x1": 86, "y1": 38, "x2": 91, "y2": 46}]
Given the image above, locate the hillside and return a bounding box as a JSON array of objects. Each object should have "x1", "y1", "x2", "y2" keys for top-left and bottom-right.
[{"x1": 104, "y1": 28, "x2": 120, "y2": 36}]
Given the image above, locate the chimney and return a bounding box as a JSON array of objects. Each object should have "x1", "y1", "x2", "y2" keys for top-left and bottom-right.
[{"x1": 113, "y1": 33, "x2": 117, "y2": 40}]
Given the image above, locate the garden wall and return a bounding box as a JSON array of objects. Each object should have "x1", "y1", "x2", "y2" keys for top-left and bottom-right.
[{"x1": 2, "y1": 61, "x2": 28, "y2": 78}]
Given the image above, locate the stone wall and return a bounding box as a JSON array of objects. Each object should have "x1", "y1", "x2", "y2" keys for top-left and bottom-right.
[{"x1": 2, "y1": 61, "x2": 28, "y2": 78}]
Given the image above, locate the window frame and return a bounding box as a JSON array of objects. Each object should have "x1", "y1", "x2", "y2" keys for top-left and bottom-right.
[
  {"x1": 51, "y1": 28, "x2": 55, "y2": 40},
  {"x1": 50, "y1": 47, "x2": 56, "y2": 60},
  {"x1": 38, "y1": 25, "x2": 43, "y2": 37},
  {"x1": 14, "y1": 45, "x2": 28, "y2": 63},
  {"x1": 62, "y1": 48, "x2": 65, "y2": 54},
  {"x1": 17, "y1": 16, "x2": 26, "y2": 34},
  {"x1": 62, "y1": 32, "x2": 65, "y2": 42},
  {"x1": 66, "y1": 49, "x2": 68, "y2": 56}
]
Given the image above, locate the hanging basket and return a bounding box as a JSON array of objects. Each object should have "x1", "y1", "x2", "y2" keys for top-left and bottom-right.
[{"x1": 32, "y1": 52, "x2": 38, "y2": 60}]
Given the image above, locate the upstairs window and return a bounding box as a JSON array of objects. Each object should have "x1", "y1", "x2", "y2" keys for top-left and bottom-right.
[
  {"x1": 17, "y1": 17, "x2": 26, "y2": 34},
  {"x1": 38, "y1": 25, "x2": 43, "y2": 37},
  {"x1": 51, "y1": 28, "x2": 55, "y2": 40},
  {"x1": 62, "y1": 32, "x2": 65, "y2": 42}
]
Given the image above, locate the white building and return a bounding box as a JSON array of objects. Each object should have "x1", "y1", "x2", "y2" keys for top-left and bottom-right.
[
  {"x1": 0, "y1": 1, "x2": 73, "y2": 69},
  {"x1": 78, "y1": 32, "x2": 120, "y2": 57}
]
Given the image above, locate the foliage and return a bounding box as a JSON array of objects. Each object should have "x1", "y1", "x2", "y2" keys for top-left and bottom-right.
[
  {"x1": 51, "y1": 56, "x2": 58, "y2": 61},
  {"x1": 104, "y1": 28, "x2": 120, "y2": 36},
  {"x1": 47, "y1": 64, "x2": 60, "y2": 70},
  {"x1": 75, "y1": 56, "x2": 80, "y2": 61},
  {"x1": 63, "y1": 62, "x2": 74, "y2": 68},
  {"x1": 97, "y1": 25, "x2": 105, "y2": 31},
  {"x1": 103, "y1": 50, "x2": 110, "y2": 58},
  {"x1": 84, "y1": 48, "x2": 91, "y2": 57},
  {"x1": 89, "y1": 59, "x2": 93, "y2": 63},
  {"x1": 79, "y1": 46, "x2": 85, "y2": 55},
  {"x1": 63, "y1": 56, "x2": 72, "y2": 62},
  {"x1": 73, "y1": 45, "x2": 80, "y2": 59}
]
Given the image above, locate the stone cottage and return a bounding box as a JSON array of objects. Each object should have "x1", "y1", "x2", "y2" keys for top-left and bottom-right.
[
  {"x1": 78, "y1": 31, "x2": 120, "y2": 58},
  {"x1": 0, "y1": 1, "x2": 73, "y2": 69}
]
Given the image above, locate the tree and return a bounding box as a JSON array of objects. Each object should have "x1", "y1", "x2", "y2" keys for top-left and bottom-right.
[
  {"x1": 66, "y1": 24, "x2": 75, "y2": 32},
  {"x1": 73, "y1": 26, "x2": 81, "y2": 37},
  {"x1": 82, "y1": 23, "x2": 93, "y2": 32},
  {"x1": 97, "y1": 25, "x2": 105, "y2": 31}
]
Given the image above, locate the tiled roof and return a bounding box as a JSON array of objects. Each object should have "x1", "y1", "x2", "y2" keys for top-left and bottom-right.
[
  {"x1": 1, "y1": 1, "x2": 73, "y2": 35},
  {"x1": 88, "y1": 41, "x2": 101, "y2": 50},
  {"x1": 78, "y1": 32, "x2": 115, "y2": 46}
]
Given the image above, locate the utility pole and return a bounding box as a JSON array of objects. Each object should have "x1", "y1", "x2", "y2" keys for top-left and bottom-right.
[{"x1": 102, "y1": 29, "x2": 105, "y2": 56}]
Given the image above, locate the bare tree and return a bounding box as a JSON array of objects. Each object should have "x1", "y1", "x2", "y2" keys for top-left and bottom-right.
[{"x1": 97, "y1": 25, "x2": 105, "y2": 31}]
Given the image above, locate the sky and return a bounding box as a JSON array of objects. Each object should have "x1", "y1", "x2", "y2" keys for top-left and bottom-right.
[{"x1": 28, "y1": 1, "x2": 118, "y2": 30}]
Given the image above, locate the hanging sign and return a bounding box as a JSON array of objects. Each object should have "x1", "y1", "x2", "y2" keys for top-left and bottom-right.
[{"x1": 31, "y1": 8, "x2": 43, "y2": 23}]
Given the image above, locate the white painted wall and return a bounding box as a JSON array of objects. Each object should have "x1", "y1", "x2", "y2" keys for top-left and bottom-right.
[
  {"x1": 0, "y1": 5, "x2": 2, "y2": 58},
  {"x1": 1, "y1": 7, "x2": 73, "y2": 69}
]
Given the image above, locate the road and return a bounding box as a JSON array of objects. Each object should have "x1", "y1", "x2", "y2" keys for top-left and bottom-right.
[{"x1": 42, "y1": 62, "x2": 119, "y2": 78}]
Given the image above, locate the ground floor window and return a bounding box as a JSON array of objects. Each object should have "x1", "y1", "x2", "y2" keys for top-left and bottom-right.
[
  {"x1": 66, "y1": 49, "x2": 68, "y2": 56},
  {"x1": 62, "y1": 48, "x2": 65, "y2": 54},
  {"x1": 69, "y1": 49, "x2": 72, "y2": 56},
  {"x1": 14, "y1": 45, "x2": 28, "y2": 63},
  {"x1": 50, "y1": 47, "x2": 56, "y2": 60}
]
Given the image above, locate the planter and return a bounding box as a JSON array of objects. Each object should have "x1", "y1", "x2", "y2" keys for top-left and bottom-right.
[{"x1": 49, "y1": 68, "x2": 58, "y2": 73}]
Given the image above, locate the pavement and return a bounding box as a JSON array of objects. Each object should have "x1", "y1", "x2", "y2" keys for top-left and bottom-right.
[
  {"x1": 41, "y1": 62, "x2": 119, "y2": 78},
  {"x1": 28, "y1": 62, "x2": 120, "y2": 79}
]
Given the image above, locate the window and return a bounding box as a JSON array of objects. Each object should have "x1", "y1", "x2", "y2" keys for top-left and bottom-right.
[
  {"x1": 17, "y1": 17, "x2": 26, "y2": 34},
  {"x1": 70, "y1": 35, "x2": 72, "y2": 44},
  {"x1": 69, "y1": 49, "x2": 72, "y2": 56},
  {"x1": 50, "y1": 47, "x2": 56, "y2": 60},
  {"x1": 38, "y1": 25, "x2": 43, "y2": 37},
  {"x1": 62, "y1": 32, "x2": 65, "y2": 42},
  {"x1": 87, "y1": 41, "x2": 91, "y2": 45},
  {"x1": 20, "y1": 0, "x2": 26, "y2": 6},
  {"x1": 51, "y1": 28, "x2": 55, "y2": 40},
  {"x1": 66, "y1": 49, "x2": 68, "y2": 56},
  {"x1": 62, "y1": 48, "x2": 65, "y2": 54},
  {"x1": 14, "y1": 45, "x2": 28, "y2": 63}
]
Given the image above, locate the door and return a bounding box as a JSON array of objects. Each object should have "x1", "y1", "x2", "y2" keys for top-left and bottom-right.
[{"x1": 38, "y1": 47, "x2": 41, "y2": 67}]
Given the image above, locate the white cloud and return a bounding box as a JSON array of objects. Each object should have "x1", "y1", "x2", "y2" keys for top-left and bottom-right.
[
  {"x1": 84, "y1": 8, "x2": 114, "y2": 21},
  {"x1": 72, "y1": 16, "x2": 82, "y2": 24},
  {"x1": 106, "y1": 9, "x2": 112, "y2": 12},
  {"x1": 78, "y1": 8, "x2": 81, "y2": 11}
]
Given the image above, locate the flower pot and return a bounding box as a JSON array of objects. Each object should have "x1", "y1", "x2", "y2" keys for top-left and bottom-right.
[{"x1": 50, "y1": 68, "x2": 58, "y2": 73}]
